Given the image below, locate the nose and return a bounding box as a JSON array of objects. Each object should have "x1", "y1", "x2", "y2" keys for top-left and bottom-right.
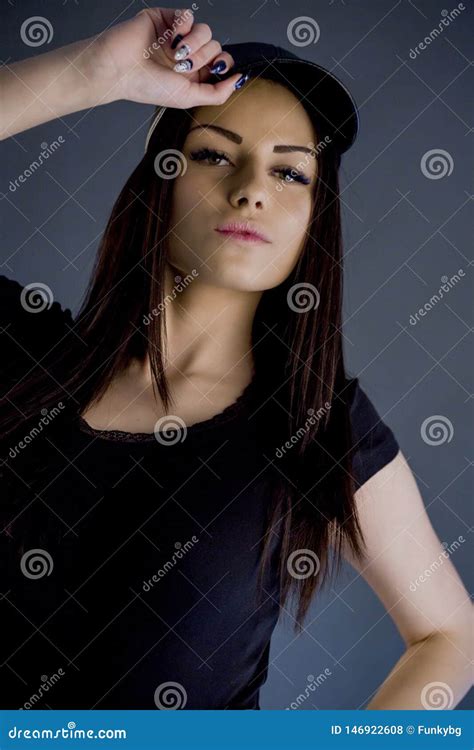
[{"x1": 227, "y1": 162, "x2": 268, "y2": 211}]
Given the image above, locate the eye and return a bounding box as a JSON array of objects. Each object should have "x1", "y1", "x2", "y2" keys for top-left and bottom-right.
[
  {"x1": 189, "y1": 147, "x2": 232, "y2": 166},
  {"x1": 274, "y1": 167, "x2": 311, "y2": 185},
  {"x1": 189, "y1": 147, "x2": 312, "y2": 185}
]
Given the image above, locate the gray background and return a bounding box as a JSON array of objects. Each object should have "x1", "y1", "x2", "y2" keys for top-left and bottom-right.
[{"x1": 1, "y1": 0, "x2": 472, "y2": 710}]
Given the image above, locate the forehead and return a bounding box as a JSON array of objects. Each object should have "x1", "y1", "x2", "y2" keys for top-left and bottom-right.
[{"x1": 189, "y1": 77, "x2": 317, "y2": 147}]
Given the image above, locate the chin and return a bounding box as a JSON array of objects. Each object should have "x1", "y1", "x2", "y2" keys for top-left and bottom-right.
[{"x1": 198, "y1": 265, "x2": 258, "y2": 291}]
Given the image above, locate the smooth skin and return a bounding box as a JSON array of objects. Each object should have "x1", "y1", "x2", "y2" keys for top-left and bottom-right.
[{"x1": 1, "y1": 6, "x2": 472, "y2": 710}]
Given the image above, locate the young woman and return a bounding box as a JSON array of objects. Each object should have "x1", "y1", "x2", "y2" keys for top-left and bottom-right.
[{"x1": 0, "y1": 7, "x2": 471, "y2": 710}]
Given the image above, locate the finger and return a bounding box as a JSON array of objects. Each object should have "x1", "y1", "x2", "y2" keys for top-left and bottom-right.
[
  {"x1": 187, "y1": 73, "x2": 249, "y2": 107},
  {"x1": 164, "y1": 8, "x2": 197, "y2": 60},
  {"x1": 173, "y1": 38, "x2": 221, "y2": 74},
  {"x1": 205, "y1": 51, "x2": 235, "y2": 75},
  {"x1": 171, "y1": 22, "x2": 213, "y2": 63},
  {"x1": 144, "y1": 7, "x2": 196, "y2": 64}
]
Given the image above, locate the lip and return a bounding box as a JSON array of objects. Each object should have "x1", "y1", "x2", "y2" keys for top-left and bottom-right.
[{"x1": 214, "y1": 221, "x2": 271, "y2": 243}]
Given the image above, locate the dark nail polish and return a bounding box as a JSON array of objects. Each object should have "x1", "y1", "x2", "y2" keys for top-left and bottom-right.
[
  {"x1": 171, "y1": 34, "x2": 183, "y2": 50},
  {"x1": 234, "y1": 73, "x2": 249, "y2": 90},
  {"x1": 210, "y1": 59, "x2": 227, "y2": 74}
]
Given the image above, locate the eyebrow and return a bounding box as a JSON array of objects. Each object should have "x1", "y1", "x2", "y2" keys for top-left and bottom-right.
[{"x1": 187, "y1": 124, "x2": 315, "y2": 155}]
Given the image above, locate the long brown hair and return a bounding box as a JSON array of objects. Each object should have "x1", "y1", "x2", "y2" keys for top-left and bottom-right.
[{"x1": 0, "y1": 78, "x2": 366, "y2": 632}]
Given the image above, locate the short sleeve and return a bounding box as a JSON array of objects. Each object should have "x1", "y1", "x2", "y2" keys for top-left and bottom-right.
[
  {"x1": 0, "y1": 274, "x2": 74, "y2": 388},
  {"x1": 346, "y1": 377, "x2": 400, "y2": 491}
]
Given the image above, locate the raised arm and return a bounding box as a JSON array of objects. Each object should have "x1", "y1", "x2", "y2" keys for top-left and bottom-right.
[{"x1": 0, "y1": 6, "x2": 245, "y2": 140}]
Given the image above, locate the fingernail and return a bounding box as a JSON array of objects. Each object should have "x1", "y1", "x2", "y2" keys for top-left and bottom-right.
[
  {"x1": 234, "y1": 72, "x2": 249, "y2": 90},
  {"x1": 171, "y1": 34, "x2": 184, "y2": 50},
  {"x1": 174, "y1": 59, "x2": 193, "y2": 73},
  {"x1": 210, "y1": 59, "x2": 227, "y2": 74},
  {"x1": 174, "y1": 43, "x2": 191, "y2": 61}
]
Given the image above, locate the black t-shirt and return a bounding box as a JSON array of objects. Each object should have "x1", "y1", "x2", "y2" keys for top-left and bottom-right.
[{"x1": 0, "y1": 274, "x2": 399, "y2": 710}]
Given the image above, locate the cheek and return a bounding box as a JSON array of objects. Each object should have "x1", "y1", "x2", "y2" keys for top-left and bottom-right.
[
  {"x1": 252, "y1": 196, "x2": 313, "y2": 290},
  {"x1": 273, "y1": 191, "x2": 313, "y2": 257}
]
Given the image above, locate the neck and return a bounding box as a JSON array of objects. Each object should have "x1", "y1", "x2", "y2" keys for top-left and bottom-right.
[{"x1": 140, "y1": 263, "x2": 262, "y2": 388}]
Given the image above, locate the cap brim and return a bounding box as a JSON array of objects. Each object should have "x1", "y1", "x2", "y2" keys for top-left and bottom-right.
[{"x1": 209, "y1": 56, "x2": 359, "y2": 154}]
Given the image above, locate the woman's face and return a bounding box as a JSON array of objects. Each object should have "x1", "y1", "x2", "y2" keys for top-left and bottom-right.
[{"x1": 166, "y1": 77, "x2": 319, "y2": 292}]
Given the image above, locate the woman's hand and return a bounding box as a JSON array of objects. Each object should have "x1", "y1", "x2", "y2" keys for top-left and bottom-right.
[
  {"x1": 0, "y1": 6, "x2": 246, "y2": 140},
  {"x1": 89, "y1": 6, "x2": 245, "y2": 108}
]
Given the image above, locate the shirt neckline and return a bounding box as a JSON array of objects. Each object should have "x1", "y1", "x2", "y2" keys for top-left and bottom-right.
[{"x1": 74, "y1": 374, "x2": 258, "y2": 443}]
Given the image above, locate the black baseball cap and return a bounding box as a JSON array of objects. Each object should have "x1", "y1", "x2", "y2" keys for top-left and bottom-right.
[{"x1": 145, "y1": 41, "x2": 359, "y2": 155}]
